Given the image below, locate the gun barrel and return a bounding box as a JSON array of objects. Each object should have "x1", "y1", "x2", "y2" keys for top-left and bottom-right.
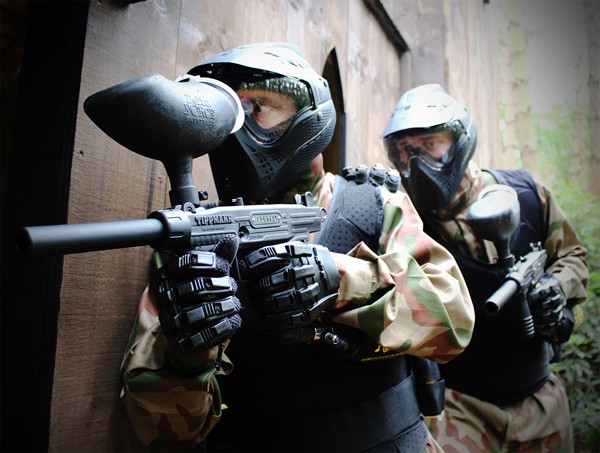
[
  {"x1": 17, "y1": 219, "x2": 165, "y2": 255},
  {"x1": 484, "y1": 279, "x2": 519, "y2": 315}
]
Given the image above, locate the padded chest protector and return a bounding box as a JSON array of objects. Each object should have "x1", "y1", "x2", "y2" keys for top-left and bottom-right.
[
  {"x1": 316, "y1": 174, "x2": 383, "y2": 253},
  {"x1": 432, "y1": 169, "x2": 551, "y2": 404}
]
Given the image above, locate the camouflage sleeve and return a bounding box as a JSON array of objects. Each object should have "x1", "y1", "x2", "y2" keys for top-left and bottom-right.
[
  {"x1": 120, "y1": 259, "x2": 232, "y2": 449},
  {"x1": 329, "y1": 189, "x2": 474, "y2": 364},
  {"x1": 536, "y1": 181, "x2": 589, "y2": 307}
]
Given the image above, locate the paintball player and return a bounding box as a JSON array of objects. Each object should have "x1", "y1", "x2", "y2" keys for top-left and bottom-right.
[
  {"x1": 120, "y1": 44, "x2": 474, "y2": 452},
  {"x1": 381, "y1": 83, "x2": 589, "y2": 451}
]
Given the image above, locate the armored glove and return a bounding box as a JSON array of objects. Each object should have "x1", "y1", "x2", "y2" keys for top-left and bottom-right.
[
  {"x1": 151, "y1": 235, "x2": 242, "y2": 355},
  {"x1": 528, "y1": 272, "x2": 573, "y2": 343},
  {"x1": 238, "y1": 241, "x2": 342, "y2": 345}
]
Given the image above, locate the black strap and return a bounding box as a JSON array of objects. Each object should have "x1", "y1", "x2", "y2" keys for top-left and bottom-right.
[{"x1": 266, "y1": 374, "x2": 422, "y2": 452}]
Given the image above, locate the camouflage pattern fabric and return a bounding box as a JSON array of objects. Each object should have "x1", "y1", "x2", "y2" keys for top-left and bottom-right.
[
  {"x1": 426, "y1": 373, "x2": 573, "y2": 452},
  {"x1": 314, "y1": 170, "x2": 475, "y2": 362},
  {"x1": 120, "y1": 164, "x2": 475, "y2": 449},
  {"x1": 120, "y1": 284, "x2": 232, "y2": 450}
]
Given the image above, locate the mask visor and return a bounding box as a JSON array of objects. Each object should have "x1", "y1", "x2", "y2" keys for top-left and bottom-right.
[
  {"x1": 385, "y1": 121, "x2": 463, "y2": 177},
  {"x1": 235, "y1": 76, "x2": 313, "y2": 143}
]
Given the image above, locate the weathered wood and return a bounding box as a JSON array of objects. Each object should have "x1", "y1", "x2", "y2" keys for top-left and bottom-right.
[
  {"x1": 51, "y1": 0, "x2": 181, "y2": 450},
  {"x1": 495, "y1": 1, "x2": 538, "y2": 172}
]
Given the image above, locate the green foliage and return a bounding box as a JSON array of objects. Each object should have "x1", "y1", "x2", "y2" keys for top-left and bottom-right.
[
  {"x1": 537, "y1": 120, "x2": 600, "y2": 452},
  {"x1": 533, "y1": 104, "x2": 593, "y2": 191},
  {"x1": 551, "y1": 280, "x2": 600, "y2": 452},
  {"x1": 552, "y1": 186, "x2": 600, "y2": 267}
]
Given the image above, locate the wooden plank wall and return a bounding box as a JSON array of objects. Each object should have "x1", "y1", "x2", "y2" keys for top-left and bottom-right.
[
  {"x1": 49, "y1": 0, "x2": 500, "y2": 449},
  {"x1": 444, "y1": 0, "x2": 503, "y2": 170},
  {"x1": 51, "y1": 2, "x2": 181, "y2": 451},
  {"x1": 49, "y1": 0, "x2": 405, "y2": 450}
]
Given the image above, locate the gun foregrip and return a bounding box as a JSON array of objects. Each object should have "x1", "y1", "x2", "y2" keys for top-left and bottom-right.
[{"x1": 17, "y1": 219, "x2": 165, "y2": 255}]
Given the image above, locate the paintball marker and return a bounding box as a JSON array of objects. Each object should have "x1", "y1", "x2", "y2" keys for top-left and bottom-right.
[
  {"x1": 467, "y1": 185, "x2": 541, "y2": 339},
  {"x1": 16, "y1": 73, "x2": 326, "y2": 257}
]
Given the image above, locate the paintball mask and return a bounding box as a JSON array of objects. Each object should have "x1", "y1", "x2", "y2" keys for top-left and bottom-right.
[
  {"x1": 187, "y1": 43, "x2": 336, "y2": 203},
  {"x1": 381, "y1": 84, "x2": 477, "y2": 213}
]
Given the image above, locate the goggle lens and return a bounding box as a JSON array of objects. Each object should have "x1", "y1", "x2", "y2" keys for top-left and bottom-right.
[
  {"x1": 235, "y1": 76, "x2": 313, "y2": 143},
  {"x1": 385, "y1": 122, "x2": 461, "y2": 177}
]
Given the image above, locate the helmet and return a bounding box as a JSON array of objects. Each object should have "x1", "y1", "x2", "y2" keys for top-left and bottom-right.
[
  {"x1": 187, "y1": 43, "x2": 336, "y2": 203},
  {"x1": 381, "y1": 84, "x2": 477, "y2": 212}
]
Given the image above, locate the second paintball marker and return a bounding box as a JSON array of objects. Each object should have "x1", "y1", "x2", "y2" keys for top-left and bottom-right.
[
  {"x1": 483, "y1": 244, "x2": 546, "y2": 318},
  {"x1": 467, "y1": 184, "x2": 541, "y2": 339}
]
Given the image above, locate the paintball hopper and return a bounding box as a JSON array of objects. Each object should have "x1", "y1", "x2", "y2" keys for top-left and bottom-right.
[
  {"x1": 83, "y1": 73, "x2": 243, "y2": 206},
  {"x1": 466, "y1": 184, "x2": 520, "y2": 268}
]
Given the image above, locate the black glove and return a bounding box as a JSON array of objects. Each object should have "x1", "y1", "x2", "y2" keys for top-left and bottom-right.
[
  {"x1": 238, "y1": 242, "x2": 341, "y2": 344},
  {"x1": 151, "y1": 235, "x2": 242, "y2": 355},
  {"x1": 528, "y1": 273, "x2": 573, "y2": 343}
]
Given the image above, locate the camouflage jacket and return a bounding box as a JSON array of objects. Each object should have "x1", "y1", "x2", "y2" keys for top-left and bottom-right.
[{"x1": 120, "y1": 166, "x2": 475, "y2": 449}]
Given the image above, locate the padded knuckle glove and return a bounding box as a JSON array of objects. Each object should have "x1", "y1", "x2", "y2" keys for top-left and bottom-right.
[
  {"x1": 528, "y1": 272, "x2": 572, "y2": 343},
  {"x1": 238, "y1": 242, "x2": 340, "y2": 340},
  {"x1": 152, "y1": 235, "x2": 242, "y2": 354}
]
